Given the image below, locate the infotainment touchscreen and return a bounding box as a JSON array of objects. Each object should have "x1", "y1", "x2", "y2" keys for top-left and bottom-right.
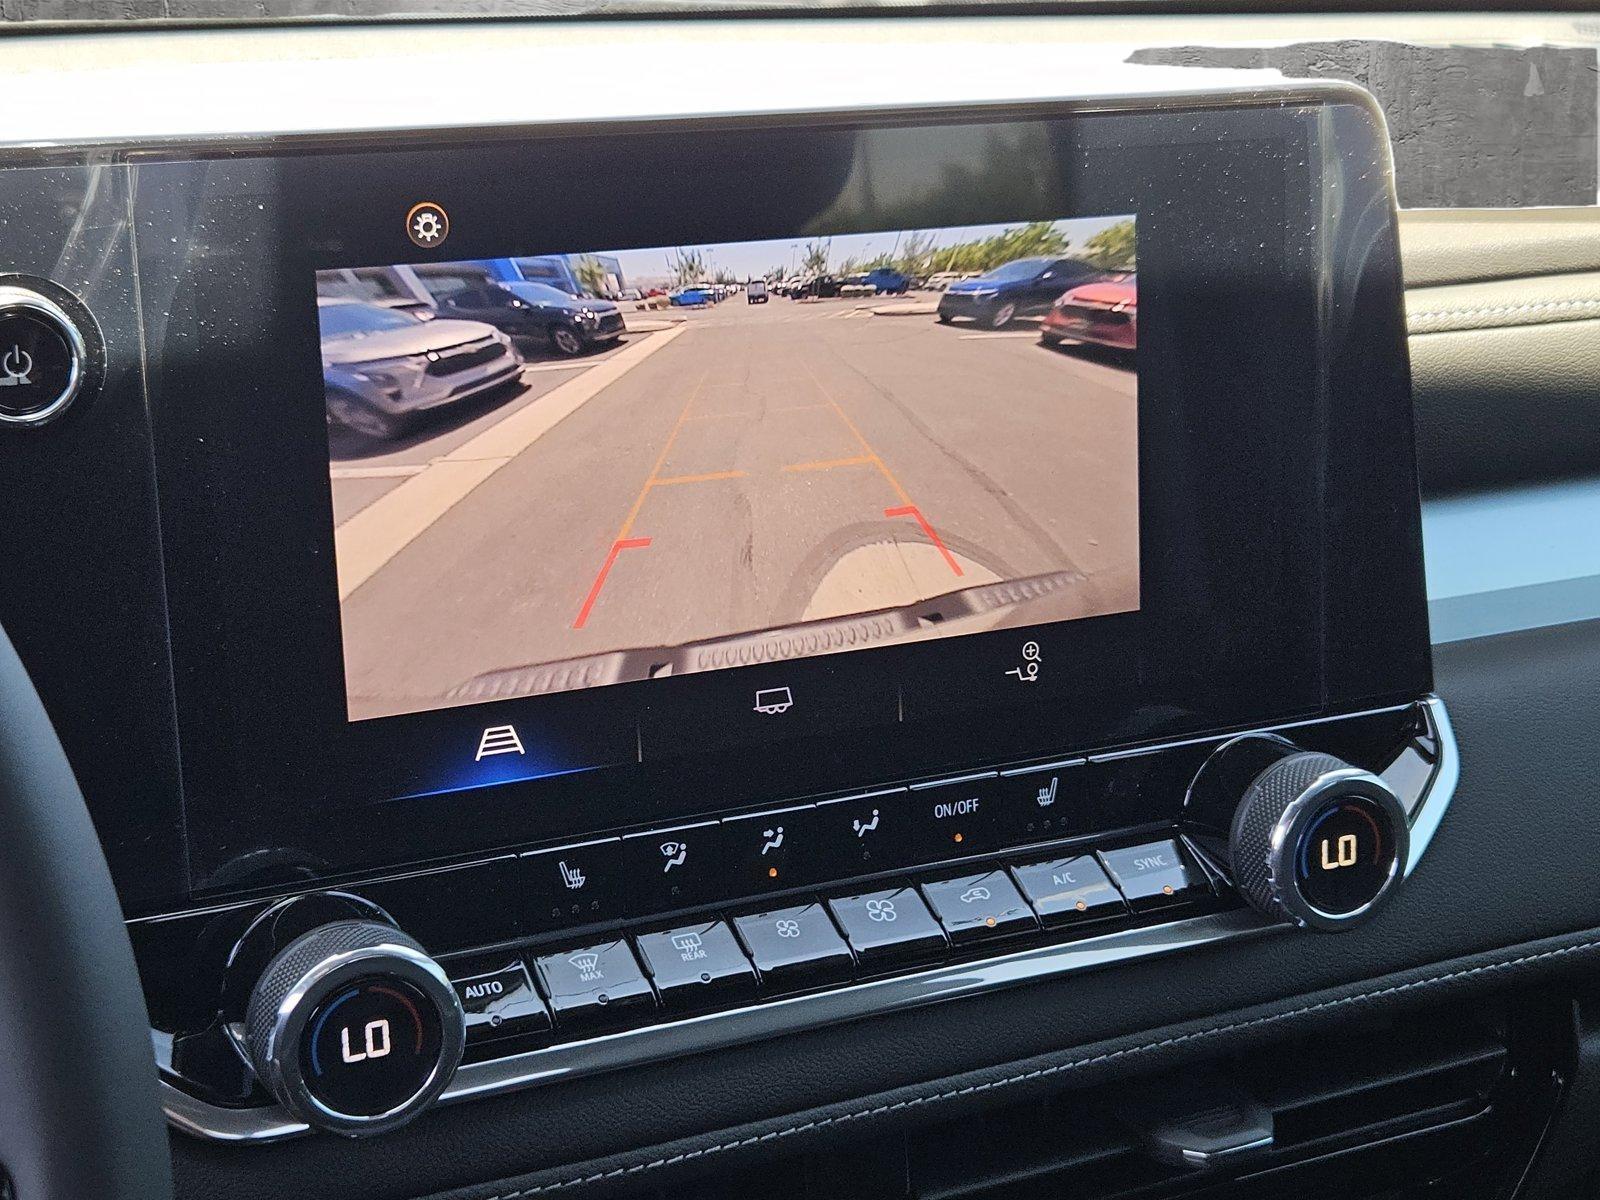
[
  {"x1": 104, "y1": 95, "x2": 1429, "y2": 909},
  {"x1": 321, "y1": 217, "x2": 1139, "y2": 721}
]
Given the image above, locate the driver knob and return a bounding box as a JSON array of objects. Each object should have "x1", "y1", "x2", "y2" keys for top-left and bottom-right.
[{"x1": 244, "y1": 919, "x2": 464, "y2": 1136}]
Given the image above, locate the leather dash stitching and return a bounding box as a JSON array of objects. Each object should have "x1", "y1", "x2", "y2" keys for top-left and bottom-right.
[{"x1": 1410, "y1": 297, "x2": 1600, "y2": 327}]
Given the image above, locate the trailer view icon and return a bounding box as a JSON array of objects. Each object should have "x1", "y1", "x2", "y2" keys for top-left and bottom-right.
[{"x1": 753, "y1": 686, "x2": 795, "y2": 716}]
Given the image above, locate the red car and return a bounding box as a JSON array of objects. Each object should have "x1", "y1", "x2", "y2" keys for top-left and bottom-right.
[{"x1": 1040, "y1": 273, "x2": 1136, "y2": 352}]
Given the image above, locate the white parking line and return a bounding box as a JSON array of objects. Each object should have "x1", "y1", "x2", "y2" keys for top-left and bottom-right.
[
  {"x1": 334, "y1": 323, "x2": 689, "y2": 600},
  {"x1": 958, "y1": 331, "x2": 1044, "y2": 339},
  {"x1": 521, "y1": 359, "x2": 600, "y2": 374},
  {"x1": 329, "y1": 463, "x2": 429, "y2": 480}
]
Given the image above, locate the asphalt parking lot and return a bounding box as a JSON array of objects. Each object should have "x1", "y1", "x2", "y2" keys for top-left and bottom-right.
[{"x1": 332, "y1": 296, "x2": 1138, "y2": 719}]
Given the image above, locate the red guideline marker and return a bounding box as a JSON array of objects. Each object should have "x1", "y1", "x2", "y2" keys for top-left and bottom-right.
[
  {"x1": 573, "y1": 536, "x2": 652, "y2": 629},
  {"x1": 884, "y1": 505, "x2": 963, "y2": 578}
]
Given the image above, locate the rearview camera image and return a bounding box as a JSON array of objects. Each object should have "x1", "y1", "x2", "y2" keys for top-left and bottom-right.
[{"x1": 321, "y1": 216, "x2": 1139, "y2": 720}]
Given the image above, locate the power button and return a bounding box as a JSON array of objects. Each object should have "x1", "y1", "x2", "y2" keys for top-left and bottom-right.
[{"x1": 0, "y1": 286, "x2": 88, "y2": 427}]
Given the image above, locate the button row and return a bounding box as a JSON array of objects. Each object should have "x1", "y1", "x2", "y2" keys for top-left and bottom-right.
[
  {"x1": 517, "y1": 762, "x2": 1092, "y2": 929},
  {"x1": 362, "y1": 743, "x2": 1225, "y2": 953},
  {"x1": 446, "y1": 837, "x2": 1206, "y2": 1042}
]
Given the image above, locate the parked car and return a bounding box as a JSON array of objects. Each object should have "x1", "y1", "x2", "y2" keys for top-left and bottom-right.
[
  {"x1": 1040, "y1": 274, "x2": 1137, "y2": 352},
  {"x1": 670, "y1": 286, "x2": 714, "y2": 306},
  {"x1": 791, "y1": 274, "x2": 842, "y2": 299},
  {"x1": 936, "y1": 256, "x2": 1105, "y2": 328},
  {"x1": 434, "y1": 281, "x2": 625, "y2": 356},
  {"x1": 864, "y1": 267, "x2": 912, "y2": 294},
  {"x1": 369, "y1": 296, "x2": 437, "y2": 319},
  {"x1": 319, "y1": 299, "x2": 522, "y2": 441},
  {"x1": 923, "y1": 270, "x2": 974, "y2": 291},
  {"x1": 747, "y1": 279, "x2": 770, "y2": 303}
]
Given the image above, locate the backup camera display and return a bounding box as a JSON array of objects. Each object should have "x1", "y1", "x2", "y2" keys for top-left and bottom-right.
[{"x1": 320, "y1": 216, "x2": 1139, "y2": 721}]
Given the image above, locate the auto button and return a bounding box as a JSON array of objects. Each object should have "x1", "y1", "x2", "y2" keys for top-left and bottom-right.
[{"x1": 450, "y1": 961, "x2": 551, "y2": 1041}]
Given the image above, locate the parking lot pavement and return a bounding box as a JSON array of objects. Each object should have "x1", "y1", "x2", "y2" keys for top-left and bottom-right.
[
  {"x1": 336, "y1": 294, "x2": 1138, "y2": 718},
  {"x1": 327, "y1": 331, "x2": 650, "y2": 526}
]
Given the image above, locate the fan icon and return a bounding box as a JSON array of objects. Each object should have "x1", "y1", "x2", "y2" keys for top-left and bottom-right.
[{"x1": 405, "y1": 202, "x2": 449, "y2": 248}]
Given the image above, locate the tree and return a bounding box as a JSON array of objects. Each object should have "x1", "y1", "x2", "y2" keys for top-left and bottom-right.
[
  {"x1": 894, "y1": 231, "x2": 936, "y2": 277},
  {"x1": 1080, "y1": 220, "x2": 1136, "y2": 270},
  {"x1": 571, "y1": 255, "x2": 609, "y2": 297},
  {"x1": 666, "y1": 248, "x2": 708, "y2": 286},
  {"x1": 800, "y1": 239, "x2": 832, "y2": 274}
]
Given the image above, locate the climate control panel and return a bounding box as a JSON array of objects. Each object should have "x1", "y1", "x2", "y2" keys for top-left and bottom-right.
[{"x1": 145, "y1": 697, "x2": 1456, "y2": 1141}]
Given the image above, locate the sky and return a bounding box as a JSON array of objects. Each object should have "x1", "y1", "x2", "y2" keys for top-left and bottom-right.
[{"x1": 594, "y1": 213, "x2": 1132, "y2": 285}]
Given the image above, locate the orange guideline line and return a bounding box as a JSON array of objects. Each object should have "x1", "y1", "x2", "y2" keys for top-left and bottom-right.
[
  {"x1": 651, "y1": 470, "x2": 748, "y2": 486},
  {"x1": 800, "y1": 362, "x2": 914, "y2": 508},
  {"x1": 799, "y1": 361, "x2": 960, "y2": 578},
  {"x1": 781, "y1": 455, "x2": 875, "y2": 473},
  {"x1": 885, "y1": 505, "x2": 963, "y2": 578},
  {"x1": 573, "y1": 537, "x2": 652, "y2": 629},
  {"x1": 573, "y1": 375, "x2": 709, "y2": 629}
]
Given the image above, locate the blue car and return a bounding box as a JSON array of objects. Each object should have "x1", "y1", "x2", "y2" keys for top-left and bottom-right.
[
  {"x1": 864, "y1": 267, "x2": 911, "y2": 295},
  {"x1": 670, "y1": 287, "x2": 713, "y2": 307},
  {"x1": 936, "y1": 256, "x2": 1104, "y2": 329}
]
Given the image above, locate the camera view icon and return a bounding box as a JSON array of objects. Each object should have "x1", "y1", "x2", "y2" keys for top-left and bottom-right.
[
  {"x1": 753, "y1": 686, "x2": 795, "y2": 715},
  {"x1": 475, "y1": 724, "x2": 524, "y2": 761}
]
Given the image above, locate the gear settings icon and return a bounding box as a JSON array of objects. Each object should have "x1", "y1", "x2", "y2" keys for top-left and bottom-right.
[{"x1": 405, "y1": 202, "x2": 450, "y2": 248}]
